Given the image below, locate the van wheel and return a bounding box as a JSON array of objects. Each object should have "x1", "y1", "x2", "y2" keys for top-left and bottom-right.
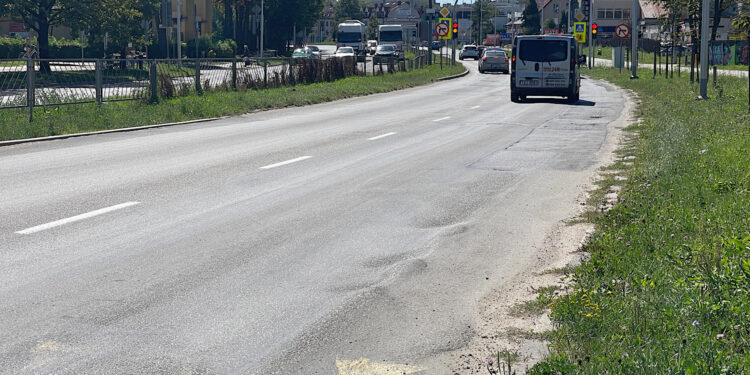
[
  {"x1": 510, "y1": 91, "x2": 520, "y2": 102},
  {"x1": 568, "y1": 92, "x2": 579, "y2": 103}
]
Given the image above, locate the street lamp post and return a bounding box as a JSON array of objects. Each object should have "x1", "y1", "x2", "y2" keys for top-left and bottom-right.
[
  {"x1": 260, "y1": 0, "x2": 265, "y2": 58},
  {"x1": 177, "y1": 0, "x2": 182, "y2": 65},
  {"x1": 630, "y1": 0, "x2": 639, "y2": 78}
]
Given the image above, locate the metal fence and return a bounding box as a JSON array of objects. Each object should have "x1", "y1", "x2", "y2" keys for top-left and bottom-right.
[{"x1": 1, "y1": 49, "x2": 434, "y2": 115}]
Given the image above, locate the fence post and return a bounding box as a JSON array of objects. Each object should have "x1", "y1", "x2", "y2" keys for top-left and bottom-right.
[
  {"x1": 149, "y1": 61, "x2": 158, "y2": 103},
  {"x1": 27, "y1": 58, "x2": 35, "y2": 122},
  {"x1": 95, "y1": 59, "x2": 103, "y2": 105},
  {"x1": 231, "y1": 58, "x2": 237, "y2": 90},
  {"x1": 195, "y1": 59, "x2": 202, "y2": 94},
  {"x1": 289, "y1": 58, "x2": 295, "y2": 85},
  {"x1": 264, "y1": 59, "x2": 268, "y2": 87}
]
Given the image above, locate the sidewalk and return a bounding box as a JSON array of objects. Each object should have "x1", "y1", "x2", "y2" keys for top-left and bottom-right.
[{"x1": 592, "y1": 57, "x2": 748, "y2": 78}]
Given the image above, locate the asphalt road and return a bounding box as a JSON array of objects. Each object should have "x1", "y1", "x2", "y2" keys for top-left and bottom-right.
[{"x1": 0, "y1": 60, "x2": 626, "y2": 374}]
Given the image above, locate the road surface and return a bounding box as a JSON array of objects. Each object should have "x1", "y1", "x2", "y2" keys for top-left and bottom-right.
[{"x1": 0, "y1": 59, "x2": 626, "y2": 374}]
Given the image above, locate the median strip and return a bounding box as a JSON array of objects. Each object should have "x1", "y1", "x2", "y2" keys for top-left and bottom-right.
[
  {"x1": 16, "y1": 202, "x2": 140, "y2": 235},
  {"x1": 259, "y1": 156, "x2": 312, "y2": 170}
]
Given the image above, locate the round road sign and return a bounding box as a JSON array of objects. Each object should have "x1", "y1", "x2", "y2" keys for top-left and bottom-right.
[
  {"x1": 436, "y1": 23, "x2": 449, "y2": 37},
  {"x1": 615, "y1": 24, "x2": 630, "y2": 39}
]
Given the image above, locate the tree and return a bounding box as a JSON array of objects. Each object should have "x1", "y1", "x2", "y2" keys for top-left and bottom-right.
[
  {"x1": 559, "y1": 10, "x2": 568, "y2": 33},
  {"x1": 521, "y1": 0, "x2": 541, "y2": 35},
  {"x1": 0, "y1": 0, "x2": 93, "y2": 63},
  {"x1": 367, "y1": 14, "x2": 379, "y2": 40},
  {"x1": 85, "y1": 0, "x2": 159, "y2": 57},
  {"x1": 544, "y1": 18, "x2": 557, "y2": 30},
  {"x1": 265, "y1": 0, "x2": 324, "y2": 52},
  {"x1": 471, "y1": 0, "x2": 495, "y2": 43},
  {"x1": 334, "y1": 0, "x2": 362, "y2": 24}
]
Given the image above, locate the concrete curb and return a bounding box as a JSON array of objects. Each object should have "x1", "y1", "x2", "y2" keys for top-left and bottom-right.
[
  {"x1": 0, "y1": 116, "x2": 230, "y2": 148},
  {"x1": 437, "y1": 68, "x2": 470, "y2": 81}
]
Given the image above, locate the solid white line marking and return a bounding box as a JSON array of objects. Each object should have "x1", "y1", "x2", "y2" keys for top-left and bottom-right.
[
  {"x1": 259, "y1": 156, "x2": 312, "y2": 170},
  {"x1": 471, "y1": 105, "x2": 481, "y2": 109},
  {"x1": 368, "y1": 132, "x2": 397, "y2": 141},
  {"x1": 16, "y1": 202, "x2": 140, "y2": 235},
  {"x1": 433, "y1": 116, "x2": 451, "y2": 122}
]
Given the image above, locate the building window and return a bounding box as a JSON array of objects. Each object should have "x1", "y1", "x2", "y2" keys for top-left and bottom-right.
[
  {"x1": 597, "y1": 9, "x2": 605, "y2": 19},
  {"x1": 623, "y1": 9, "x2": 631, "y2": 19},
  {"x1": 614, "y1": 9, "x2": 622, "y2": 19}
]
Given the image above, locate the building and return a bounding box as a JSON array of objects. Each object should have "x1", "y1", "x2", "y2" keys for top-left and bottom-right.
[
  {"x1": 309, "y1": 2, "x2": 335, "y2": 42},
  {"x1": 539, "y1": 0, "x2": 568, "y2": 32},
  {"x1": 167, "y1": 0, "x2": 214, "y2": 42}
]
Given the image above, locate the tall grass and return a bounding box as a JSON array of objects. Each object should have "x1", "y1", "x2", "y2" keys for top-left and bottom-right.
[{"x1": 529, "y1": 68, "x2": 750, "y2": 374}]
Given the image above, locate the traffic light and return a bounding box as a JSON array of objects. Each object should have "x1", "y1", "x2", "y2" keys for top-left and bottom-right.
[
  {"x1": 452, "y1": 22, "x2": 458, "y2": 39},
  {"x1": 591, "y1": 23, "x2": 598, "y2": 38}
]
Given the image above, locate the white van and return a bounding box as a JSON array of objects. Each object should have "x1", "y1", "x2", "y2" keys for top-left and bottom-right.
[{"x1": 510, "y1": 35, "x2": 586, "y2": 103}]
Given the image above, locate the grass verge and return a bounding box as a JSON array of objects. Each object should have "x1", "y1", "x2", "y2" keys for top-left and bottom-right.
[
  {"x1": 0, "y1": 63, "x2": 465, "y2": 142},
  {"x1": 528, "y1": 67, "x2": 750, "y2": 374}
]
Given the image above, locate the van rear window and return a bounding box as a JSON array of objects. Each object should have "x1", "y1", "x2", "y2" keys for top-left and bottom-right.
[{"x1": 518, "y1": 40, "x2": 568, "y2": 62}]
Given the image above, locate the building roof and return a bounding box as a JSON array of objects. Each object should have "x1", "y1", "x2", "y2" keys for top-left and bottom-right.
[{"x1": 639, "y1": 0, "x2": 667, "y2": 19}]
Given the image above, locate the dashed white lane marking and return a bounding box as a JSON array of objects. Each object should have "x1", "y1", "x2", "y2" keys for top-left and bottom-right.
[
  {"x1": 259, "y1": 156, "x2": 312, "y2": 170},
  {"x1": 433, "y1": 116, "x2": 451, "y2": 122},
  {"x1": 471, "y1": 105, "x2": 481, "y2": 109},
  {"x1": 16, "y1": 202, "x2": 140, "y2": 235},
  {"x1": 368, "y1": 132, "x2": 397, "y2": 141}
]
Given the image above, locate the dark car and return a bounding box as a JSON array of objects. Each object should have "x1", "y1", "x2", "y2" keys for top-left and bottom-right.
[
  {"x1": 431, "y1": 41, "x2": 441, "y2": 50},
  {"x1": 373, "y1": 44, "x2": 397, "y2": 63}
]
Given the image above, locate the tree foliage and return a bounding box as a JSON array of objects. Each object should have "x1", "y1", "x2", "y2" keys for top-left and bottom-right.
[
  {"x1": 334, "y1": 0, "x2": 363, "y2": 24},
  {"x1": 471, "y1": 0, "x2": 495, "y2": 42},
  {"x1": 367, "y1": 14, "x2": 379, "y2": 40},
  {"x1": 521, "y1": 0, "x2": 540, "y2": 35}
]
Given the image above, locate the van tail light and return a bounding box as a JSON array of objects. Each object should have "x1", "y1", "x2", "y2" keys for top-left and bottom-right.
[
  {"x1": 483, "y1": 57, "x2": 487, "y2": 61},
  {"x1": 505, "y1": 58, "x2": 509, "y2": 62}
]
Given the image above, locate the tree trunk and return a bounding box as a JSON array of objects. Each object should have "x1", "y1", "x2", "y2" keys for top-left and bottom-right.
[
  {"x1": 223, "y1": 0, "x2": 234, "y2": 41},
  {"x1": 689, "y1": 16, "x2": 695, "y2": 83},
  {"x1": 711, "y1": 0, "x2": 723, "y2": 43},
  {"x1": 38, "y1": 20, "x2": 51, "y2": 72}
]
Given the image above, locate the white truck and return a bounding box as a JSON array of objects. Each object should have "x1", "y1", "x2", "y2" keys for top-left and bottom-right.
[
  {"x1": 337, "y1": 20, "x2": 367, "y2": 61},
  {"x1": 378, "y1": 24, "x2": 405, "y2": 60}
]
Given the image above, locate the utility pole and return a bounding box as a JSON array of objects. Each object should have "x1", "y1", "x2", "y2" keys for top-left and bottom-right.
[
  {"x1": 260, "y1": 0, "x2": 265, "y2": 58},
  {"x1": 177, "y1": 0, "x2": 182, "y2": 65},
  {"x1": 588, "y1": 0, "x2": 593, "y2": 68},
  {"x1": 428, "y1": 0, "x2": 434, "y2": 64},
  {"x1": 479, "y1": 0, "x2": 483, "y2": 43},
  {"x1": 699, "y1": 0, "x2": 709, "y2": 98},
  {"x1": 630, "y1": 0, "x2": 639, "y2": 78}
]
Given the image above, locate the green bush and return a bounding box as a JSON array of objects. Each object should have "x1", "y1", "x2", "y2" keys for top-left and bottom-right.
[{"x1": 0, "y1": 37, "x2": 26, "y2": 59}]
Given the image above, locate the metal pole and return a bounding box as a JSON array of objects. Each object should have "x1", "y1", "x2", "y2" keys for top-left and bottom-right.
[
  {"x1": 588, "y1": 0, "x2": 593, "y2": 68},
  {"x1": 27, "y1": 58, "x2": 34, "y2": 122},
  {"x1": 631, "y1": 0, "x2": 639, "y2": 78},
  {"x1": 177, "y1": 0, "x2": 182, "y2": 65},
  {"x1": 699, "y1": 0, "x2": 709, "y2": 98},
  {"x1": 195, "y1": 2, "x2": 199, "y2": 58},
  {"x1": 260, "y1": 0, "x2": 265, "y2": 58}
]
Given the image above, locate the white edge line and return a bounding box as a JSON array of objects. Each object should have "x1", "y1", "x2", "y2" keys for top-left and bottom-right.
[
  {"x1": 16, "y1": 201, "x2": 140, "y2": 235},
  {"x1": 368, "y1": 132, "x2": 397, "y2": 141},
  {"x1": 259, "y1": 155, "x2": 313, "y2": 170},
  {"x1": 433, "y1": 116, "x2": 451, "y2": 122}
]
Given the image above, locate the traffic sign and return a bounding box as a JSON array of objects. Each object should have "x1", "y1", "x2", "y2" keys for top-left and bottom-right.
[
  {"x1": 615, "y1": 23, "x2": 631, "y2": 39},
  {"x1": 575, "y1": 12, "x2": 584, "y2": 21},
  {"x1": 440, "y1": 7, "x2": 451, "y2": 17},
  {"x1": 436, "y1": 22, "x2": 449, "y2": 37},
  {"x1": 438, "y1": 17, "x2": 452, "y2": 39},
  {"x1": 574, "y1": 22, "x2": 586, "y2": 44}
]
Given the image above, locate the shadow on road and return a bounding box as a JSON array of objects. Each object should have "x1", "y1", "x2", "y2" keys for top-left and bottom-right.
[{"x1": 517, "y1": 97, "x2": 596, "y2": 106}]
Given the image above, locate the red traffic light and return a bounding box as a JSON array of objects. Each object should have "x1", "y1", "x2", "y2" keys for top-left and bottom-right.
[
  {"x1": 592, "y1": 23, "x2": 598, "y2": 34},
  {"x1": 452, "y1": 22, "x2": 458, "y2": 33}
]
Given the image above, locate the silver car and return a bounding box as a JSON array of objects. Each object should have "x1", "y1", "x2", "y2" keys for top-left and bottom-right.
[
  {"x1": 478, "y1": 49, "x2": 509, "y2": 74},
  {"x1": 459, "y1": 45, "x2": 479, "y2": 60}
]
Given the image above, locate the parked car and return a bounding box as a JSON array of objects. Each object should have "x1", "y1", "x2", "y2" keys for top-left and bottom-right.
[
  {"x1": 366, "y1": 40, "x2": 378, "y2": 55},
  {"x1": 334, "y1": 46, "x2": 356, "y2": 58},
  {"x1": 459, "y1": 45, "x2": 480, "y2": 60},
  {"x1": 510, "y1": 35, "x2": 585, "y2": 103},
  {"x1": 431, "y1": 41, "x2": 442, "y2": 50},
  {"x1": 373, "y1": 44, "x2": 397, "y2": 63},
  {"x1": 478, "y1": 49, "x2": 509, "y2": 74}
]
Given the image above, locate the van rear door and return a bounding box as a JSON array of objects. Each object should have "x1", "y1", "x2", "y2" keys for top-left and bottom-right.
[
  {"x1": 517, "y1": 39, "x2": 570, "y2": 90},
  {"x1": 515, "y1": 39, "x2": 542, "y2": 89}
]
